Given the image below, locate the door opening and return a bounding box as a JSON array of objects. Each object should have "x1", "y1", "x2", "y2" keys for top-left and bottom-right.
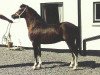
[{"x1": 40, "y1": 2, "x2": 63, "y2": 25}]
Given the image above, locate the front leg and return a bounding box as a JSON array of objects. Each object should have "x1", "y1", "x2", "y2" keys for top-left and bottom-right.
[
  {"x1": 32, "y1": 42, "x2": 42, "y2": 70},
  {"x1": 36, "y1": 44, "x2": 42, "y2": 69},
  {"x1": 33, "y1": 59, "x2": 37, "y2": 70},
  {"x1": 32, "y1": 42, "x2": 38, "y2": 70},
  {"x1": 36, "y1": 56, "x2": 42, "y2": 69}
]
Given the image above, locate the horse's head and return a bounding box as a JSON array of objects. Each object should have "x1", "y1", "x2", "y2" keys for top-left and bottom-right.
[
  {"x1": 12, "y1": 4, "x2": 28, "y2": 19},
  {"x1": 12, "y1": 4, "x2": 47, "y2": 26}
]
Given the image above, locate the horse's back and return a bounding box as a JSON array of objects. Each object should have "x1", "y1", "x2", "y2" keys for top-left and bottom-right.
[{"x1": 60, "y1": 22, "x2": 78, "y2": 30}]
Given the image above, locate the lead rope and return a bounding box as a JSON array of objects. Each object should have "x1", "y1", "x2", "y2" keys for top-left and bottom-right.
[
  {"x1": 2, "y1": 7, "x2": 27, "y2": 49},
  {"x1": 2, "y1": 23, "x2": 12, "y2": 46},
  {"x1": 1, "y1": 22, "x2": 23, "y2": 50}
]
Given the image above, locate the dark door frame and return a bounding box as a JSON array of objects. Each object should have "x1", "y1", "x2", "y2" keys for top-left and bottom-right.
[{"x1": 78, "y1": 0, "x2": 82, "y2": 50}]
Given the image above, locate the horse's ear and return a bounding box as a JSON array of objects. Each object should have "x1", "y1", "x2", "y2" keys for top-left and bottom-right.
[{"x1": 20, "y1": 4, "x2": 27, "y2": 8}]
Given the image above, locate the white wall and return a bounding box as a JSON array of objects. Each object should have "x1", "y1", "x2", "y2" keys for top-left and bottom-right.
[
  {"x1": 81, "y1": 0, "x2": 100, "y2": 50},
  {"x1": 0, "y1": 0, "x2": 78, "y2": 49}
]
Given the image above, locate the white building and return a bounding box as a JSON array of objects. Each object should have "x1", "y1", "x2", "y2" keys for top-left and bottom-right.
[{"x1": 0, "y1": 0, "x2": 100, "y2": 50}]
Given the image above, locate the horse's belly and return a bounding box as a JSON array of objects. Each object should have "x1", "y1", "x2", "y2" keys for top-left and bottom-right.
[{"x1": 40, "y1": 35, "x2": 62, "y2": 44}]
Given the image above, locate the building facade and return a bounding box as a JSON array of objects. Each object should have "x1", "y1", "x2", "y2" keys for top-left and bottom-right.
[{"x1": 0, "y1": 0, "x2": 100, "y2": 50}]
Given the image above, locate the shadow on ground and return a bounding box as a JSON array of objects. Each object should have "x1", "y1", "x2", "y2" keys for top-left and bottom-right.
[
  {"x1": 41, "y1": 49, "x2": 100, "y2": 57},
  {"x1": 24, "y1": 47, "x2": 100, "y2": 56},
  {"x1": 0, "y1": 60, "x2": 100, "y2": 69},
  {"x1": 1, "y1": 45, "x2": 100, "y2": 56},
  {"x1": 0, "y1": 61, "x2": 69, "y2": 69},
  {"x1": 79, "y1": 61, "x2": 100, "y2": 68},
  {"x1": 41, "y1": 48, "x2": 70, "y2": 53},
  {"x1": 85, "y1": 50, "x2": 100, "y2": 56},
  {"x1": 0, "y1": 63, "x2": 33, "y2": 68}
]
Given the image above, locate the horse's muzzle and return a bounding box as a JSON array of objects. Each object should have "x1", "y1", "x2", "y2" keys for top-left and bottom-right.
[{"x1": 11, "y1": 14, "x2": 18, "y2": 19}]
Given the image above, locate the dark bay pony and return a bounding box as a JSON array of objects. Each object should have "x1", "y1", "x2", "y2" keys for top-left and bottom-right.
[{"x1": 12, "y1": 4, "x2": 80, "y2": 70}]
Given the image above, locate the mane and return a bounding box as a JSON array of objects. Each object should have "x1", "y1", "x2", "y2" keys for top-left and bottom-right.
[{"x1": 27, "y1": 5, "x2": 47, "y2": 26}]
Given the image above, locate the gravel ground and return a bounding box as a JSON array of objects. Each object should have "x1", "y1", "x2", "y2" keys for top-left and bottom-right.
[{"x1": 0, "y1": 47, "x2": 100, "y2": 75}]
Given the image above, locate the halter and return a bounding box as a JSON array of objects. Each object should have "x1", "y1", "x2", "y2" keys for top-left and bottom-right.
[{"x1": 16, "y1": 6, "x2": 27, "y2": 18}]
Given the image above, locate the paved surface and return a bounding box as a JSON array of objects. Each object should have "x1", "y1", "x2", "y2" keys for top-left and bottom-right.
[{"x1": 0, "y1": 47, "x2": 100, "y2": 75}]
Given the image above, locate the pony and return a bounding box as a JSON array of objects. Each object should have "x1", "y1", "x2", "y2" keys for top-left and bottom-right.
[{"x1": 11, "y1": 4, "x2": 81, "y2": 70}]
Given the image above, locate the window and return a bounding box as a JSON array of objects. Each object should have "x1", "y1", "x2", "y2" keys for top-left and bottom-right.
[
  {"x1": 40, "y1": 2, "x2": 63, "y2": 25},
  {"x1": 93, "y1": 2, "x2": 100, "y2": 22}
]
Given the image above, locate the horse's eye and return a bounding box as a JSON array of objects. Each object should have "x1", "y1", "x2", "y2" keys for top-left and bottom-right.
[{"x1": 21, "y1": 7, "x2": 25, "y2": 9}]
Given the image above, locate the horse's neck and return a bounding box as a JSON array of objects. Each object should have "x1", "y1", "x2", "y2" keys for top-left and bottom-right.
[
  {"x1": 25, "y1": 14, "x2": 47, "y2": 28},
  {"x1": 25, "y1": 17, "x2": 35, "y2": 28}
]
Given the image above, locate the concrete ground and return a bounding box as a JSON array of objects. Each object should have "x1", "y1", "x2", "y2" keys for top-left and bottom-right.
[{"x1": 0, "y1": 47, "x2": 100, "y2": 75}]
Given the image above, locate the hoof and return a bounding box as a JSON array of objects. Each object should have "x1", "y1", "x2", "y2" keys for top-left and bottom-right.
[
  {"x1": 73, "y1": 67, "x2": 77, "y2": 70},
  {"x1": 32, "y1": 65, "x2": 41, "y2": 70},
  {"x1": 72, "y1": 66, "x2": 77, "y2": 70},
  {"x1": 35, "y1": 67, "x2": 41, "y2": 70},
  {"x1": 32, "y1": 65, "x2": 36, "y2": 70}
]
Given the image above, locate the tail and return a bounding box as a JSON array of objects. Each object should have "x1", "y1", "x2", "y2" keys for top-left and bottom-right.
[{"x1": 76, "y1": 27, "x2": 82, "y2": 55}]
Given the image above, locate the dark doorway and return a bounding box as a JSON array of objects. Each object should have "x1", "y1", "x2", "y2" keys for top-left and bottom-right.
[
  {"x1": 40, "y1": 2, "x2": 63, "y2": 25},
  {"x1": 45, "y1": 4, "x2": 59, "y2": 24}
]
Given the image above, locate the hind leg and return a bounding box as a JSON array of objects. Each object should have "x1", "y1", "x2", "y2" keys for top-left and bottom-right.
[
  {"x1": 73, "y1": 52, "x2": 78, "y2": 70},
  {"x1": 69, "y1": 53, "x2": 75, "y2": 68},
  {"x1": 67, "y1": 40, "x2": 78, "y2": 70},
  {"x1": 36, "y1": 44, "x2": 42, "y2": 69}
]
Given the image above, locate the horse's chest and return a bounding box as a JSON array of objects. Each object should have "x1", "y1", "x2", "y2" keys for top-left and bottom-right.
[{"x1": 28, "y1": 29, "x2": 40, "y2": 41}]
